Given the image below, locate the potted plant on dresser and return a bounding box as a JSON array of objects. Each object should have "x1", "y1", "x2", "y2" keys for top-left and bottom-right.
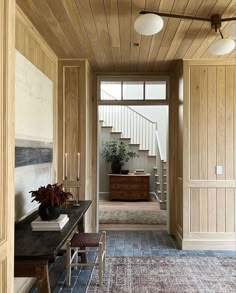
[
  {"x1": 30, "y1": 183, "x2": 73, "y2": 221},
  {"x1": 101, "y1": 139, "x2": 138, "y2": 174}
]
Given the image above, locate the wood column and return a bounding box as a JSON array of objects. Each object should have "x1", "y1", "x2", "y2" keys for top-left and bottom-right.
[{"x1": 0, "y1": 0, "x2": 15, "y2": 292}]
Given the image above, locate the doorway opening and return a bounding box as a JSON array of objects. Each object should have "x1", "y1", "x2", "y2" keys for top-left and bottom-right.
[{"x1": 97, "y1": 78, "x2": 169, "y2": 231}]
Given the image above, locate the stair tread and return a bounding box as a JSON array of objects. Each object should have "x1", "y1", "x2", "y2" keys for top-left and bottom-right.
[
  {"x1": 110, "y1": 131, "x2": 122, "y2": 134},
  {"x1": 129, "y1": 143, "x2": 140, "y2": 146},
  {"x1": 139, "y1": 149, "x2": 149, "y2": 152},
  {"x1": 148, "y1": 155, "x2": 156, "y2": 157},
  {"x1": 120, "y1": 137, "x2": 131, "y2": 140},
  {"x1": 102, "y1": 125, "x2": 112, "y2": 128}
]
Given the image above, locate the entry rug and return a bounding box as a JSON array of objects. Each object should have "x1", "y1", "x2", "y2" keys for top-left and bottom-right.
[
  {"x1": 99, "y1": 210, "x2": 167, "y2": 225},
  {"x1": 86, "y1": 256, "x2": 236, "y2": 292}
]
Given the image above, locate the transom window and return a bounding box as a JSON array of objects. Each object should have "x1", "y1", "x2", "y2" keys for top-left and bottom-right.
[{"x1": 99, "y1": 77, "x2": 168, "y2": 101}]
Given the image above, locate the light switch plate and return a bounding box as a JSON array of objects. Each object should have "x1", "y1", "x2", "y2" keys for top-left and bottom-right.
[{"x1": 216, "y1": 165, "x2": 223, "y2": 175}]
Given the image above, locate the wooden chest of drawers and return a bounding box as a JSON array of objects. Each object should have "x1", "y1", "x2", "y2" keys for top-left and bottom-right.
[{"x1": 108, "y1": 173, "x2": 150, "y2": 200}]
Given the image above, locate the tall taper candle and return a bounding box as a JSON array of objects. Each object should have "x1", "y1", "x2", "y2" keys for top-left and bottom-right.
[
  {"x1": 65, "y1": 153, "x2": 68, "y2": 179},
  {"x1": 77, "y1": 153, "x2": 80, "y2": 180}
]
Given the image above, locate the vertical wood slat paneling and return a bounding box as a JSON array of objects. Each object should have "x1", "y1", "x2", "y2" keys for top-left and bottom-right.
[
  {"x1": 216, "y1": 66, "x2": 226, "y2": 180},
  {"x1": 208, "y1": 188, "x2": 217, "y2": 232},
  {"x1": 225, "y1": 189, "x2": 235, "y2": 232},
  {"x1": 225, "y1": 66, "x2": 234, "y2": 179},
  {"x1": 190, "y1": 67, "x2": 199, "y2": 180},
  {"x1": 188, "y1": 64, "x2": 236, "y2": 234},
  {"x1": 207, "y1": 67, "x2": 217, "y2": 232},
  {"x1": 15, "y1": 8, "x2": 57, "y2": 81},
  {"x1": 64, "y1": 67, "x2": 80, "y2": 181},
  {"x1": 191, "y1": 187, "x2": 236, "y2": 233},
  {"x1": 199, "y1": 67, "x2": 208, "y2": 232},
  {"x1": 207, "y1": 66, "x2": 217, "y2": 180},
  {"x1": 216, "y1": 67, "x2": 226, "y2": 232},
  {"x1": 190, "y1": 189, "x2": 200, "y2": 232}
]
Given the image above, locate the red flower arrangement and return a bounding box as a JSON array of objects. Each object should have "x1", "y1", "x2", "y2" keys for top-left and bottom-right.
[{"x1": 30, "y1": 183, "x2": 73, "y2": 207}]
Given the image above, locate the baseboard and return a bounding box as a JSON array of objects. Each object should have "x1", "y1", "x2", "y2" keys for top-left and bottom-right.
[
  {"x1": 99, "y1": 192, "x2": 109, "y2": 200},
  {"x1": 99, "y1": 224, "x2": 167, "y2": 231},
  {"x1": 174, "y1": 230, "x2": 183, "y2": 250},
  {"x1": 182, "y1": 239, "x2": 236, "y2": 250}
]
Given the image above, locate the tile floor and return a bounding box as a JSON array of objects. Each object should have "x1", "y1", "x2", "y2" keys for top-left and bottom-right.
[{"x1": 29, "y1": 231, "x2": 236, "y2": 293}]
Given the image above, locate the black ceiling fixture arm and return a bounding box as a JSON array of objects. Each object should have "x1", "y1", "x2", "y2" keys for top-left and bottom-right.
[
  {"x1": 221, "y1": 17, "x2": 236, "y2": 22},
  {"x1": 139, "y1": 10, "x2": 236, "y2": 24},
  {"x1": 139, "y1": 10, "x2": 211, "y2": 22}
]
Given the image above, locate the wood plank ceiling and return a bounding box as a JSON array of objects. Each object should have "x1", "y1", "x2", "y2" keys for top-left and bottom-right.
[{"x1": 16, "y1": 0, "x2": 236, "y2": 72}]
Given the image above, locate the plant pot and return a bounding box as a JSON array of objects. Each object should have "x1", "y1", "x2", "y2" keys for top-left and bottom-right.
[
  {"x1": 38, "y1": 203, "x2": 61, "y2": 221},
  {"x1": 111, "y1": 162, "x2": 122, "y2": 174}
]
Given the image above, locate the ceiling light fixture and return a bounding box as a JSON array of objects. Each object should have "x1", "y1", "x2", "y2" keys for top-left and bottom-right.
[
  {"x1": 134, "y1": 11, "x2": 236, "y2": 55},
  {"x1": 134, "y1": 13, "x2": 163, "y2": 35}
]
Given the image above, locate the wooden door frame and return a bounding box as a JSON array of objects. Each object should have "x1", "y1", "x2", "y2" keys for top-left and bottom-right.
[
  {"x1": 0, "y1": 0, "x2": 15, "y2": 292},
  {"x1": 95, "y1": 76, "x2": 170, "y2": 231}
]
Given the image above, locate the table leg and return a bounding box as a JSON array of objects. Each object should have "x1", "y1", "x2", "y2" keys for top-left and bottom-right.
[
  {"x1": 35, "y1": 261, "x2": 51, "y2": 293},
  {"x1": 78, "y1": 215, "x2": 85, "y2": 233},
  {"x1": 78, "y1": 215, "x2": 87, "y2": 263},
  {"x1": 15, "y1": 259, "x2": 51, "y2": 293}
]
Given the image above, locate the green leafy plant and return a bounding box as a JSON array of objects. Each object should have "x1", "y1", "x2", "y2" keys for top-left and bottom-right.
[
  {"x1": 30, "y1": 183, "x2": 73, "y2": 207},
  {"x1": 101, "y1": 139, "x2": 138, "y2": 165}
]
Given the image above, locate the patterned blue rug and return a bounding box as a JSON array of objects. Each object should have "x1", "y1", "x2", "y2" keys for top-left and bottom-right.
[{"x1": 87, "y1": 256, "x2": 236, "y2": 292}]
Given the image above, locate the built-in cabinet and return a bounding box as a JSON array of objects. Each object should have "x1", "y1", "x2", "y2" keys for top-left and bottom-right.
[{"x1": 58, "y1": 59, "x2": 97, "y2": 233}]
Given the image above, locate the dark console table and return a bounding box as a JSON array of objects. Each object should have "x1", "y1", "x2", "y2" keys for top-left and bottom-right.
[{"x1": 14, "y1": 200, "x2": 91, "y2": 293}]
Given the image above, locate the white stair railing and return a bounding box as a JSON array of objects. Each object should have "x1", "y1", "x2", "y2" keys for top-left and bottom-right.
[{"x1": 99, "y1": 90, "x2": 157, "y2": 155}]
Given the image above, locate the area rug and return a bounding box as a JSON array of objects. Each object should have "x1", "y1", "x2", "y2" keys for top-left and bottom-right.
[
  {"x1": 99, "y1": 210, "x2": 167, "y2": 225},
  {"x1": 86, "y1": 256, "x2": 236, "y2": 293}
]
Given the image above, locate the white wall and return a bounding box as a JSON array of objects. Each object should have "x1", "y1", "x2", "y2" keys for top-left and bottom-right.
[
  {"x1": 15, "y1": 50, "x2": 53, "y2": 221},
  {"x1": 130, "y1": 106, "x2": 168, "y2": 160}
]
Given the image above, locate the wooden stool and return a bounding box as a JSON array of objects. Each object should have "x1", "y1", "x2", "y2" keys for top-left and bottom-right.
[{"x1": 66, "y1": 231, "x2": 106, "y2": 287}]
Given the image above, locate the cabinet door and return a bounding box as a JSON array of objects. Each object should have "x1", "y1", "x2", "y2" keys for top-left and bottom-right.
[{"x1": 0, "y1": 0, "x2": 15, "y2": 292}]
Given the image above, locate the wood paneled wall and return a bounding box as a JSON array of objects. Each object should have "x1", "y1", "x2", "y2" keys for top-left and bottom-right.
[
  {"x1": 16, "y1": 6, "x2": 58, "y2": 181},
  {"x1": 182, "y1": 59, "x2": 236, "y2": 250},
  {"x1": 58, "y1": 59, "x2": 97, "y2": 232},
  {"x1": 0, "y1": 0, "x2": 15, "y2": 291},
  {"x1": 14, "y1": 7, "x2": 58, "y2": 291},
  {"x1": 169, "y1": 62, "x2": 183, "y2": 242}
]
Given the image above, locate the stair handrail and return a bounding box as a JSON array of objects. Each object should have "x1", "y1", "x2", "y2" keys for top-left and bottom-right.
[
  {"x1": 100, "y1": 89, "x2": 160, "y2": 155},
  {"x1": 102, "y1": 90, "x2": 155, "y2": 124},
  {"x1": 155, "y1": 130, "x2": 164, "y2": 161}
]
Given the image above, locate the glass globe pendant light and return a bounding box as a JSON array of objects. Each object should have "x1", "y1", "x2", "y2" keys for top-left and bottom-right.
[{"x1": 134, "y1": 13, "x2": 164, "y2": 36}]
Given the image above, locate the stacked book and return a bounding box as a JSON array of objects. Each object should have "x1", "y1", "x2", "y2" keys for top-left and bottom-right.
[
  {"x1": 134, "y1": 169, "x2": 146, "y2": 175},
  {"x1": 31, "y1": 214, "x2": 69, "y2": 231}
]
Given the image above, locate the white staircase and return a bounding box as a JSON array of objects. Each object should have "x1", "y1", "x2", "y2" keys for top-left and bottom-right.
[
  {"x1": 98, "y1": 91, "x2": 167, "y2": 209},
  {"x1": 154, "y1": 161, "x2": 167, "y2": 210},
  {"x1": 99, "y1": 120, "x2": 156, "y2": 196}
]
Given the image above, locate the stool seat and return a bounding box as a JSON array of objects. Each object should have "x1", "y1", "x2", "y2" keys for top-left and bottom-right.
[
  {"x1": 70, "y1": 232, "x2": 104, "y2": 248},
  {"x1": 66, "y1": 231, "x2": 106, "y2": 288}
]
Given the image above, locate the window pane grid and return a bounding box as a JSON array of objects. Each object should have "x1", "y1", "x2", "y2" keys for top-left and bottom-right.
[{"x1": 100, "y1": 80, "x2": 167, "y2": 101}]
